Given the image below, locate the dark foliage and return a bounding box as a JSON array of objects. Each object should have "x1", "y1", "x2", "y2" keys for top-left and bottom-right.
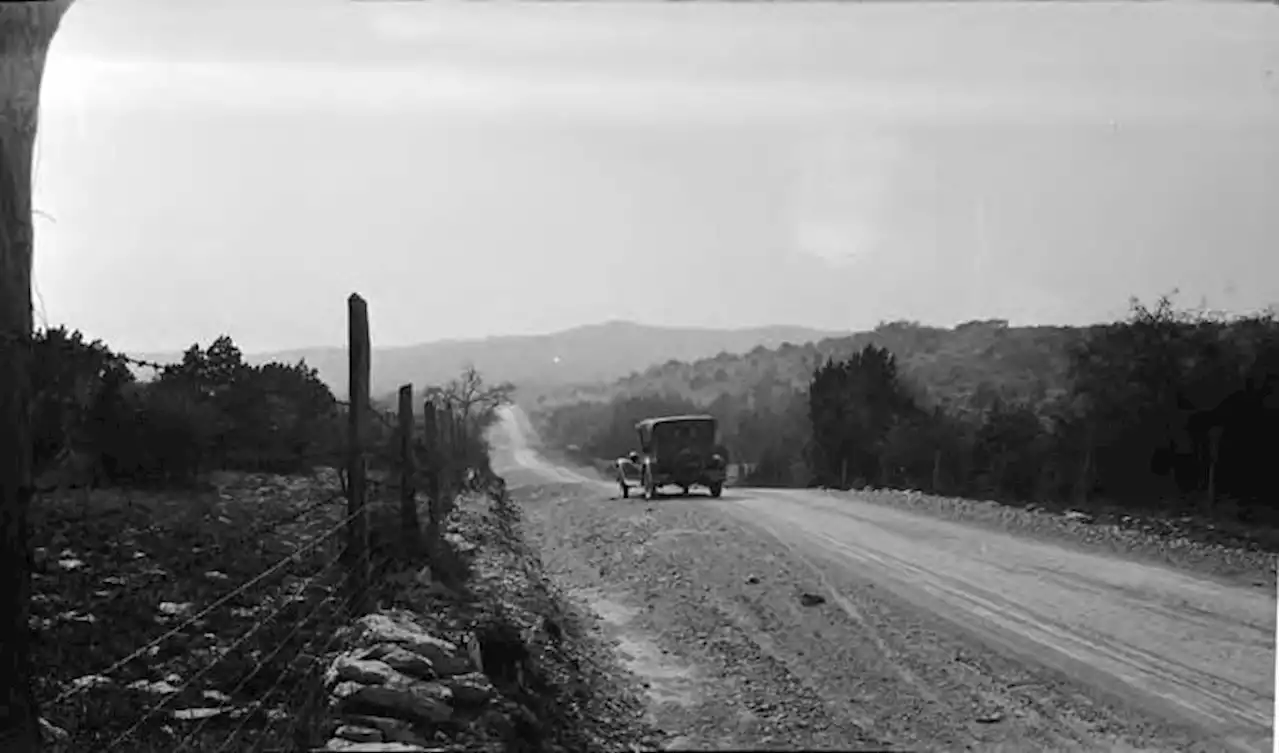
[
  {"x1": 537, "y1": 296, "x2": 1278, "y2": 525},
  {"x1": 31, "y1": 330, "x2": 344, "y2": 488}
]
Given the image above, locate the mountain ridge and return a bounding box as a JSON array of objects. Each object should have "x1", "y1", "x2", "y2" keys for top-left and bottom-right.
[
  {"x1": 131, "y1": 320, "x2": 845, "y2": 397},
  {"x1": 536, "y1": 318, "x2": 1085, "y2": 414}
]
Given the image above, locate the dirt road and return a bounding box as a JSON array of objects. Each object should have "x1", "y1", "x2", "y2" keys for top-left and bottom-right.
[{"x1": 491, "y1": 408, "x2": 1276, "y2": 752}]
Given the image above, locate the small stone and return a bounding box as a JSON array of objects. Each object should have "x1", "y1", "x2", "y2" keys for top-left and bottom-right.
[
  {"x1": 380, "y1": 647, "x2": 437, "y2": 681},
  {"x1": 323, "y1": 741, "x2": 432, "y2": 752},
  {"x1": 445, "y1": 672, "x2": 495, "y2": 707},
  {"x1": 356, "y1": 613, "x2": 472, "y2": 676},
  {"x1": 335, "y1": 679, "x2": 453, "y2": 726},
  {"x1": 342, "y1": 715, "x2": 431, "y2": 745},
  {"x1": 327, "y1": 656, "x2": 401, "y2": 687},
  {"x1": 799, "y1": 592, "x2": 826, "y2": 607},
  {"x1": 335, "y1": 725, "x2": 384, "y2": 743},
  {"x1": 39, "y1": 718, "x2": 69, "y2": 743}
]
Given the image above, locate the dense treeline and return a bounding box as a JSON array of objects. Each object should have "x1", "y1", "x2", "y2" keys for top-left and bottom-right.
[
  {"x1": 550, "y1": 318, "x2": 1080, "y2": 415},
  {"x1": 32, "y1": 329, "x2": 344, "y2": 486},
  {"x1": 537, "y1": 298, "x2": 1278, "y2": 522},
  {"x1": 30, "y1": 328, "x2": 510, "y2": 489}
]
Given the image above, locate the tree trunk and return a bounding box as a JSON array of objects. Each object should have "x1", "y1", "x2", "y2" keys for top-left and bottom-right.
[
  {"x1": 1204, "y1": 426, "x2": 1223, "y2": 512},
  {"x1": 0, "y1": 3, "x2": 73, "y2": 751},
  {"x1": 1073, "y1": 426, "x2": 1095, "y2": 505}
]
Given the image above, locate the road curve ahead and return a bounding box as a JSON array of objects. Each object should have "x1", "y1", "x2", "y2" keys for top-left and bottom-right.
[{"x1": 491, "y1": 407, "x2": 1276, "y2": 752}]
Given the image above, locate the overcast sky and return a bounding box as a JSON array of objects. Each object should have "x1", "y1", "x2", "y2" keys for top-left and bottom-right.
[{"x1": 31, "y1": 0, "x2": 1278, "y2": 353}]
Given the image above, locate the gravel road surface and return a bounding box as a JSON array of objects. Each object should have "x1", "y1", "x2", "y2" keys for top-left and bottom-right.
[{"x1": 491, "y1": 408, "x2": 1276, "y2": 752}]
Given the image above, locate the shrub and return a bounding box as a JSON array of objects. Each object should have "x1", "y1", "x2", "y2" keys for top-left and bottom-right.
[{"x1": 31, "y1": 330, "x2": 345, "y2": 488}]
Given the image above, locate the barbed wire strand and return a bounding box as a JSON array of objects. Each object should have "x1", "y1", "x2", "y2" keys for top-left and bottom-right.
[
  {"x1": 172, "y1": 571, "x2": 355, "y2": 753},
  {"x1": 215, "y1": 548, "x2": 402, "y2": 753},
  {"x1": 52, "y1": 505, "x2": 367, "y2": 706},
  {"x1": 237, "y1": 608, "x2": 352, "y2": 753},
  {"x1": 103, "y1": 556, "x2": 350, "y2": 752},
  {"x1": 232, "y1": 560, "x2": 389, "y2": 753},
  {"x1": 247, "y1": 606, "x2": 361, "y2": 753}
]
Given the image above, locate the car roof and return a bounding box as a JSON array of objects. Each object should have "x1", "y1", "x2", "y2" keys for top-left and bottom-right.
[{"x1": 635, "y1": 414, "x2": 716, "y2": 431}]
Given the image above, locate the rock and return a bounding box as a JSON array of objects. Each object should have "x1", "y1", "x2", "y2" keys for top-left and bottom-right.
[
  {"x1": 323, "y1": 741, "x2": 434, "y2": 752},
  {"x1": 172, "y1": 707, "x2": 234, "y2": 721},
  {"x1": 334, "y1": 677, "x2": 454, "y2": 725},
  {"x1": 342, "y1": 715, "x2": 432, "y2": 745},
  {"x1": 39, "y1": 718, "x2": 69, "y2": 744},
  {"x1": 477, "y1": 708, "x2": 514, "y2": 739},
  {"x1": 444, "y1": 532, "x2": 476, "y2": 554},
  {"x1": 335, "y1": 725, "x2": 384, "y2": 743},
  {"x1": 355, "y1": 613, "x2": 472, "y2": 676},
  {"x1": 464, "y1": 633, "x2": 483, "y2": 674},
  {"x1": 327, "y1": 656, "x2": 402, "y2": 687},
  {"x1": 69, "y1": 674, "x2": 111, "y2": 691},
  {"x1": 799, "y1": 592, "x2": 826, "y2": 607},
  {"x1": 380, "y1": 647, "x2": 438, "y2": 681},
  {"x1": 444, "y1": 672, "x2": 495, "y2": 707},
  {"x1": 540, "y1": 615, "x2": 563, "y2": 643},
  {"x1": 745, "y1": 575, "x2": 760, "y2": 585},
  {"x1": 128, "y1": 679, "x2": 179, "y2": 695}
]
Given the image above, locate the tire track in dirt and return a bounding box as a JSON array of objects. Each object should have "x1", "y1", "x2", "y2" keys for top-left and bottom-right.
[
  {"x1": 729, "y1": 508, "x2": 1122, "y2": 752},
  {"x1": 491, "y1": 410, "x2": 1269, "y2": 753},
  {"x1": 719, "y1": 490, "x2": 1275, "y2": 753}
]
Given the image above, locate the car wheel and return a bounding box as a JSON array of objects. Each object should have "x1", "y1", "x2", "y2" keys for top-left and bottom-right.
[{"x1": 708, "y1": 482, "x2": 723, "y2": 498}]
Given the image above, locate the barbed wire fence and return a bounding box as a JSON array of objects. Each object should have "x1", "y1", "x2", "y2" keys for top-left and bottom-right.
[{"x1": 29, "y1": 293, "x2": 491, "y2": 752}]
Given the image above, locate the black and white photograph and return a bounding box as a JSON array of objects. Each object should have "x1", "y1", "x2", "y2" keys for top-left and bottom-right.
[{"x1": 0, "y1": 0, "x2": 1275, "y2": 751}]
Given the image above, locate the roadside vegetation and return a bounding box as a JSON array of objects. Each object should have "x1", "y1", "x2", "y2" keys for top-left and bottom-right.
[
  {"x1": 24, "y1": 328, "x2": 638, "y2": 752},
  {"x1": 533, "y1": 295, "x2": 1278, "y2": 545}
]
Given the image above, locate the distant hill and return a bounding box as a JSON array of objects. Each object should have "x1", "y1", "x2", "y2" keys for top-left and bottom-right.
[
  {"x1": 133, "y1": 321, "x2": 844, "y2": 398},
  {"x1": 538, "y1": 319, "x2": 1087, "y2": 415}
]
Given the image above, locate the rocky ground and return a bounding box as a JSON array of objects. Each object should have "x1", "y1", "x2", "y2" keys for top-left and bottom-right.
[
  {"x1": 511, "y1": 476, "x2": 1274, "y2": 753},
  {"x1": 31, "y1": 455, "x2": 1273, "y2": 752},
  {"x1": 839, "y1": 487, "x2": 1277, "y2": 592},
  {"x1": 30, "y1": 471, "x2": 662, "y2": 753}
]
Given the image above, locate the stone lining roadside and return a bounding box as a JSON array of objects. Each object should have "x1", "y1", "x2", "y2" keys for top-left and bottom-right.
[{"x1": 312, "y1": 479, "x2": 662, "y2": 753}]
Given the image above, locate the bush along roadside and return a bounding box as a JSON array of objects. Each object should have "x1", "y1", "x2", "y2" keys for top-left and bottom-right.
[{"x1": 313, "y1": 476, "x2": 663, "y2": 753}]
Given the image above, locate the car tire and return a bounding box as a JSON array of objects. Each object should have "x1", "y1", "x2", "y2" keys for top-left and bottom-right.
[{"x1": 708, "y1": 482, "x2": 723, "y2": 498}]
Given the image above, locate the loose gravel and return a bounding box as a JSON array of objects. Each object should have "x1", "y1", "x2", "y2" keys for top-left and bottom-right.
[
  {"x1": 836, "y1": 488, "x2": 1278, "y2": 592},
  {"x1": 514, "y1": 481, "x2": 1218, "y2": 752}
]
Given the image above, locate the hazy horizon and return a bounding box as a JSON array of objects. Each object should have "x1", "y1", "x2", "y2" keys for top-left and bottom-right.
[
  {"x1": 32, "y1": 0, "x2": 1278, "y2": 354},
  {"x1": 134, "y1": 319, "x2": 850, "y2": 359}
]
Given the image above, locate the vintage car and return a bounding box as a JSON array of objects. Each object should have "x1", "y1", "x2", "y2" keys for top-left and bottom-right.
[{"x1": 615, "y1": 414, "x2": 728, "y2": 500}]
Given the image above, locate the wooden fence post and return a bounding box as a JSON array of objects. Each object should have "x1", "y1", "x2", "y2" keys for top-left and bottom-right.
[
  {"x1": 439, "y1": 405, "x2": 454, "y2": 501},
  {"x1": 397, "y1": 384, "x2": 419, "y2": 554},
  {"x1": 440, "y1": 405, "x2": 458, "y2": 519},
  {"x1": 422, "y1": 399, "x2": 440, "y2": 569},
  {"x1": 453, "y1": 409, "x2": 466, "y2": 488},
  {"x1": 0, "y1": 4, "x2": 74, "y2": 751},
  {"x1": 346, "y1": 294, "x2": 371, "y2": 613}
]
